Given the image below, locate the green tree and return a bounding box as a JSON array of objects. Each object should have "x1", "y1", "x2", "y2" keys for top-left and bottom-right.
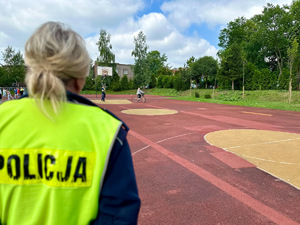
[
  {"x1": 251, "y1": 69, "x2": 262, "y2": 90},
  {"x1": 243, "y1": 63, "x2": 255, "y2": 90},
  {"x1": 218, "y1": 43, "x2": 243, "y2": 90},
  {"x1": 173, "y1": 67, "x2": 190, "y2": 91},
  {"x1": 191, "y1": 56, "x2": 218, "y2": 89},
  {"x1": 96, "y1": 29, "x2": 116, "y2": 88},
  {"x1": 290, "y1": 0, "x2": 300, "y2": 89},
  {"x1": 94, "y1": 76, "x2": 102, "y2": 92},
  {"x1": 157, "y1": 65, "x2": 173, "y2": 76},
  {"x1": 219, "y1": 17, "x2": 248, "y2": 49},
  {"x1": 161, "y1": 76, "x2": 173, "y2": 88},
  {"x1": 128, "y1": 78, "x2": 134, "y2": 90},
  {"x1": 83, "y1": 65, "x2": 96, "y2": 91},
  {"x1": 278, "y1": 68, "x2": 289, "y2": 89},
  {"x1": 255, "y1": 3, "x2": 292, "y2": 78},
  {"x1": 110, "y1": 73, "x2": 121, "y2": 91},
  {"x1": 146, "y1": 50, "x2": 168, "y2": 88},
  {"x1": 120, "y1": 75, "x2": 130, "y2": 90},
  {"x1": 290, "y1": 0, "x2": 300, "y2": 38},
  {"x1": 243, "y1": 18, "x2": 268, "y2": 70},
  {"x1": 156, "y1": 76, "x2": 164, "y2": 88},
  {"x1": 251, "y1": 68, "x2": 273, "y2": 90},
  {"x1": 147, "y1": 50, "x2": 167, "y2": 76},
  {"x1": 0, "y1": 67, "x2": 7, "y2": 86},
  {"x1": 149, "y1": 74, "x2": 157, "y2": 88},
  {"x1": 185, "y1": 57, "x2": 195, "y2": 92},
  {"x1": 131, "y1": 31, "x2": 150, "y2": 88},
  {"x1": 97, "y1": 29, "x2": 115, "y2": 65},
  {"x1": 1, "y1": 46, "x2": 25, "y2": 86}
]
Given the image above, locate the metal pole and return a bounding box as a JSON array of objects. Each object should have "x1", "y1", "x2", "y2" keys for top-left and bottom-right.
[{"x1": 190, "y1": 71, "x2": 192, "y2": 97}]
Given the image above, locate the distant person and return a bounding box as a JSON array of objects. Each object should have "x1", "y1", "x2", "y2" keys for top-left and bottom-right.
[
  {"x1": 7, "y1": 90, "x2": 14, "y2": 100},
  {"x1": 0, "y1": 21, "x2": 140, "y2": 225},
  {"x1": 20, "y1": 87, "x2": 24, "y2": 96},
  {"x1": 136, "y1": 87, "x2": 144, "y2": 101},
  {"x1": 101, "y1": 85, "x2": 106, "y2": 102},
  {"x1": 14, "y1": 88, "x2": 18, "y2": 98},
  {"x1": 2, "y1": 89, "x2": 6, "y2": 102}
]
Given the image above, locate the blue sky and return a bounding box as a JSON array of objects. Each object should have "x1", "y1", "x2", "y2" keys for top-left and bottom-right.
[
  {"x1": 0, "y1": 0, "x2": 293, "y2": 68},
  {"x1": 137, "y1": 0, "x2": 165, "y2": 15}
]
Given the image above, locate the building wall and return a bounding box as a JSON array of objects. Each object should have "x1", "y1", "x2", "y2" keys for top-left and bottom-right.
[
  {"x1": 94, "y1": 63, "x2": 134, "y2": 80},
  {"x1": 116, "y1": 63, "x2": 134, "y2": 80}
]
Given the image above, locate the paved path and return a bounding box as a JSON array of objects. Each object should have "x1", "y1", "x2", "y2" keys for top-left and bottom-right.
[{"x1": 86, "y1": 94, "x2": 300, "y2": 225}]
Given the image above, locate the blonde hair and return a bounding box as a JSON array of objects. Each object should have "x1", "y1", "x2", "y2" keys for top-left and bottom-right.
[{"x1": 25, "y1": 21, "x2": 90, "y2": 116}]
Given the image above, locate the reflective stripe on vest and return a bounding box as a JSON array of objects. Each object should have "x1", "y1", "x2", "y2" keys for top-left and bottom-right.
[{"x1": 0, "y1": 98, "x2": 122, "y2": 225}]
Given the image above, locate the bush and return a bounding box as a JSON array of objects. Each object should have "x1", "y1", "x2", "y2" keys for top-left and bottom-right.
[
  {"x1": 195, "y1": 92, "x2": 200, "y2": 98},
  {"x1": 156, "y1": 76, "x2": 164, "y2": 88},
  {"x1": 217, "y1": 91, "x2": 242, "y2": 101},
  {"x1": 110, "y1": 81, "x2": 122, "y2": 91},
  {"x1": 120, "y1": 75, "x2": 129, "y2": 90},
  {"x1": 173, "y1": 74, "x2": 189, "y2": 91},
  {"x1": 164, "y1": 76, "x2": 174, "y2": 88},
  {"x1": 162, "y1": 76, "x2": 170, "y2": 88},
  {"x1": 204, "y1": 94, "x2": 211, "y2": 99},
  {"x1": 128, "y1": 79, "x2": 134, "y2": 90}
]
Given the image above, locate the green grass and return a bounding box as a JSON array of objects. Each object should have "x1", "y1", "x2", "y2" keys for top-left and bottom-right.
[
  {"x1": 168, "y1": 89, "x2": 300, "y2": 111},
  {"x1": 81, "y1": 88, "x2": 300, "y2": 111}
]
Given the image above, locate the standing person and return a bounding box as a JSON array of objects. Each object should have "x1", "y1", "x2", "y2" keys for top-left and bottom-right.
[
  {"x1": 0, "y1": 88, "x2": 2, "y2": 101},
  {"x1": 7, "y1": 90, "x2": 14, "y2": 100},
  {"x1": 0, "y1": 21, "x2": 140, "y2": 225},
  {"x1": 20, "y1": 87, "x2": 24, "y2": 96},
  {"x1": 17, "y1": 87, "x2": 20, "y2": 97},
  {"x1": 2, "y1": 89, "x2": 6, "y2": 102},
  {"x1": 14, "y1": 88, "x2": 18, "y2": 98},
  {"x1": 101, "y1": 85, "x2": 106, "y2": 102}
]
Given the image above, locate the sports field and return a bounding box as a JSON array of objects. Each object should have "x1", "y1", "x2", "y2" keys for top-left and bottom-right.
[{"x1": 86, "y1": 94, "x2": 300, "y2": 225}]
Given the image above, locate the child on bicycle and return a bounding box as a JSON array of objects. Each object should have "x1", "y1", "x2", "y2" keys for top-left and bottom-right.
[{"x1": 136, "y1": 88, "x2": 144, "y2": 101}]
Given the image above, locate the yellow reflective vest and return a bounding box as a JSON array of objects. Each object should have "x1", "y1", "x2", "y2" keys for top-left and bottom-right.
[{"x1": 0, "y1": 98, "x2": 122, "y2": 225}]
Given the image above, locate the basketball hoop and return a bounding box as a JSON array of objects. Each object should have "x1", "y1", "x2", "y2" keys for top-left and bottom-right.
[{"x1": 97, "y1": 67, "x2": 112, "y2": 76}]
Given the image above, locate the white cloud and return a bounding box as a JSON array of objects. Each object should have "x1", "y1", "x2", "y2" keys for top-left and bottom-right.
[
  {"x1": 138, "y1": 13, "x2": 174, "y2": 40},
  {"x1": 155, "y1": 33, "x2": 218, "y2": 67},
  {"x1": 94, "y1": 12, "x2": 218, "y2": 68},
  {"x1": 0, "y1": 0, "x2": 143, "y2": 48},
  {"x1": 161, "y1": 0, "x2": 293, "y2": 30},
  {"x1": 0, "y1": 0, "x2": 293, "y2": 68}
]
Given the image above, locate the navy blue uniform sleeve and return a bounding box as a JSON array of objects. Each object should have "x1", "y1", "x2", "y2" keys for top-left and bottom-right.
[{"x1": 91, "y1": 127, "x2": 141, "y2": 225}]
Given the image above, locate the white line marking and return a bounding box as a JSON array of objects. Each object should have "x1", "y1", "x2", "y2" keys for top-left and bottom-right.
[
  {"x1": 225, "y1": 137, "x2": 300, "y2": 150},
  {"x1": 234, "y1": 154, "x2": 300, "y2": 166},
  {"x1": 132, "y1": 132, "x2": 196, "y2": 155}
]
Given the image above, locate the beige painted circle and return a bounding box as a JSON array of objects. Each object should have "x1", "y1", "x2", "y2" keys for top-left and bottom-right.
[
  {"x1": 122, "y1": 108, "x2": 178, "y2": 115},
  {"x1": 205, "y1": 129, "x2": 300, "y2": 189},
  {"x1": 92, "y1": 100, "x2": 132, "y2": 104}
]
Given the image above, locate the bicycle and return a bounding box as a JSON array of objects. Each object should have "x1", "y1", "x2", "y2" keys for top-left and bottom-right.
[{"x1": 134, "y1": 93, "x2": 146, "y2": 103}]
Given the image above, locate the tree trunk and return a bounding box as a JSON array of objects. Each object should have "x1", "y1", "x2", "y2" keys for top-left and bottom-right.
[
  {"x1": 275, "y1": 48, "x2": 283, "y2": 80},
  {"x1": 289, "y1": 78, "x2": 292, "y2": 103},
  {"x1": 232, "y1": 80, "x2": 234, "y2": 90}
]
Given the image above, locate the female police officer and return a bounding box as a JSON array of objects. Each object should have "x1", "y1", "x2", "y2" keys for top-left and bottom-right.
[{"x1": 0, "y1": 22, "x2": 140, "y2": 224}]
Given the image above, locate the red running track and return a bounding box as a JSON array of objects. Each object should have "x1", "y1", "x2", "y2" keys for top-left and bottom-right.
[{"x1": 85, "y1": 94, "x2": 300, "y2": 225}]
